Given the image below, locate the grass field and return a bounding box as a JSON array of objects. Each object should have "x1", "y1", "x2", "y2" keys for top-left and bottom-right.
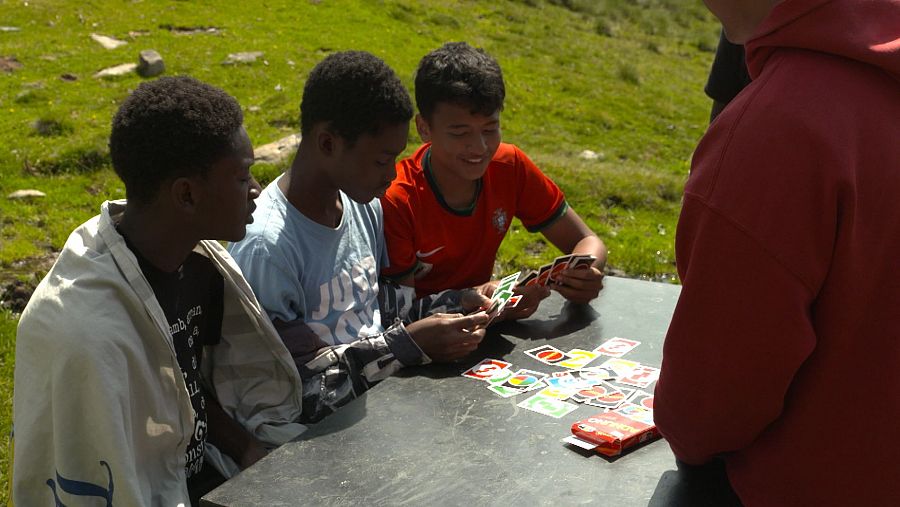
[{"x1": 0, "y1": 0, "x2": 720, "y2": 497}]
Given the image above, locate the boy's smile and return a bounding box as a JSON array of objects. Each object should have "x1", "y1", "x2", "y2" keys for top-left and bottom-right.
[{"x1": 417, "y1": 102, "x2": 502, "y2": 186}]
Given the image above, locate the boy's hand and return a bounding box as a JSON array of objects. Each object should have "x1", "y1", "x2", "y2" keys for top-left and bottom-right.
[
  {"x1": 552, "y1": 266, "x2": 605, "y2": 304},
  {"x1": 239, "y1": 438, "x2": 270, "y2": 469},
  {"x1": 460, "y1": 282, "x2": 495, "y2": 314},
  {"x1": 407, "y1": 312, "x2": 490, "y2": 362},
  {"x1": 499, "y1": 284, "x2": 550, "y2": 321}
]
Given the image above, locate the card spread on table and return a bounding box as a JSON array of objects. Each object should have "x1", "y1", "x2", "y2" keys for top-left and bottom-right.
[
  {"x1": 628, "y1": 391, "x2": 655, "y2": 410},
  {"x1": 618, "y1": 364, "x2": 661, "y2": 389},
  {"x1": 557, "y1": 348, "x2": 600, "y2": 369},
  {"x1": 594, "y1": 337, "x2": 642, "y2": 358},
  {"x1": 593, "y1": 358, "x2": 640, "y2": 379},
  {"x1": 517, "y1": 393, "x2": 579, "y2": 418},
  {"x1": 498, "y1": 369, "x2": 549, "y2": 392},
  {"x1": 461, "y1": 358, "x2": 512, "y2": 381},
  {"x1": 525, "y1": 345, "x2": 572, "y2": 366},
  {"x1": 614, "y1": 402, "x2": 654, "y2": 426}
]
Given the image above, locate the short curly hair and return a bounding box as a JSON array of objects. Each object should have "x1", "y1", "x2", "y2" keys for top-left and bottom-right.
[
  {"x1": 109, "y1": 76, "x2": 244, "y2": 205},
  {"x1": 300, "y1": 51, "x2": 413, "y2": 146},
  {"x1": 415, "y1": 42, "x2": 505, "y2": 120}
]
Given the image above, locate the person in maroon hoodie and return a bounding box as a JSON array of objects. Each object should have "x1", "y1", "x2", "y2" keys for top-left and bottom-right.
[{"x1": 654, "y1": 0, "x2": 900, "y2": 505}]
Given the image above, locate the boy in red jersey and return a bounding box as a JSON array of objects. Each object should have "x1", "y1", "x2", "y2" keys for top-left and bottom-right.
[{"x1": 381, "y1": 42, "x2": 607, "y2": 317}]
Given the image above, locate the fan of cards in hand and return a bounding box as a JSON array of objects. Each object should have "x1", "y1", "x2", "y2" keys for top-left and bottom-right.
[{"x1": 517, "y1": 254, "x2": 597, "y2": 288}]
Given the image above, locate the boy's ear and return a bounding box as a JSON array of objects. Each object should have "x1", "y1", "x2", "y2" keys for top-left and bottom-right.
[
  {"x1": 316, "y1": 127, "x2": 337, "y2": 157},
  {"x1": 169, "y1": 177, "x2": 197, "y2": 213},
  {"x1": 415, "y1": 114, "x2": 432, "y2": 142}
]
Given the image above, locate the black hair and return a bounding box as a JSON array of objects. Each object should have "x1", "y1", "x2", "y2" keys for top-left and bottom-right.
[
  {"x1": 300, "y1": 51, "x2": 413, "y2": 145},
  {"x1": 109, "y1": 76, "x2": 244, "y2": 205},
  {"x1": 414, "y1": 41, "x2": 505, "y2": 120}
]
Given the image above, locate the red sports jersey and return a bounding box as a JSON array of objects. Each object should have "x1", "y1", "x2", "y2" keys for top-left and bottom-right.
[{"x1": 381, "y1": 142, "x2": 566, "y2": 296}]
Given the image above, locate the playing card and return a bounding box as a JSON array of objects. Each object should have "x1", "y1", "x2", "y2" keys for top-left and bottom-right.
[
  {"x1": 545, "y1": 373, "x2": 595, "y2": 391},
  {"x1": 533, "y1": 264, "x2": 553, "y2": 287},
  {"x1": 583, "y1": 383, "x2": 634, "y2": 409},
  {"x1": 592, "y1": 358, "x2": 640, "y2": 379},
  {"x1": 572, "y1": 368, "x2": 616, "y2": 384},
  {"x1": 486, "y1": 289, "x2": 515, "y2": 315},
  {"x1": 537, "y1": 386, "x2": 573, "y2": 400},
  {"x1": 614, "y1": 403, "x2": 654, "y2": 426},
  {"x1": 524, "y1": 345, "x2": 573, "y2": 366},
  {"x1": 506, "y1": 295, "x2": 523, "y2": 308},
  {"x1": 498, "y1": 369, "x2": 548, "y2": 392},
  {"x1": 517, "y1": 393, "x2": 579, "y2": 418},
  {"x1": 557, "y1": 348, "x2": 600, "y2": 369},
  {"x1": 570, "y1": 254, "x2": 597, "y2": 270},
  {"x1": 618, "y1": 364, "x2": 661, "y2": 389},
  {"x1": 548, "y1": 254, "x2": 574, "y2": 284},
  {"x1": 493, "y1": 271, "x2": 521, "y2": 295},
  {"x1": 461, "y1": 358, "x2": 512, "y2": 381},
  {"x1": 516, "y1": 270, "x2": 538, "y2": 287},
  {"x1": 594, "y1": 337, "x2": 642, "y2": 358},
  {"x1": 487, "y1": 385, "x2": 522, "y2": 398},
  {"x1": 628, "y1": 391, "x2": 655, "y2": 410}
]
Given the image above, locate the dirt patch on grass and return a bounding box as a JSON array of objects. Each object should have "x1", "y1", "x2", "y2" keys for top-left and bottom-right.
[{"x1": 0, "y1": 253, "x2": 58, "y2": 314}]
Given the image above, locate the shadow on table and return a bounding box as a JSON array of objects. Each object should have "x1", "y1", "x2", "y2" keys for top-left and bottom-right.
[
  {"x1": 648, "y1": 460, "x2": 743, "y2": 507},
  {"x1": 499, "y1": 301, "x2": 600, "y2": 341}
]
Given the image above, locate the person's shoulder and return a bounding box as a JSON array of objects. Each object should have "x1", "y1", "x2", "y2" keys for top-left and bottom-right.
[{"x1": 489, "y1": 143, "x2": 522, "y2": 168}]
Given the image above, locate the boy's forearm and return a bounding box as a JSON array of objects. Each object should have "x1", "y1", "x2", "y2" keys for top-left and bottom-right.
[
  {"x1": 206, "y1": 393, "x2": 268, "y2": 469},
  {"x1": 571, "y1": 235, "x2": 608, "y2": 269}
]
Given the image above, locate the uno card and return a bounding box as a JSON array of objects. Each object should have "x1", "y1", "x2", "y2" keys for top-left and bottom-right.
[
  {"x1": 570, "y1": 254, "x2": 597, "y2": 270},
  {"x1": 592, "y1": 358, "x2": 640, "y2": 380},
  {"x1": 571, "y1": 381, "x2": 618, "y2": 403},
  {"x1": 525, "y1": 345, "x2": 572, "y2": 365},
  {"x1": 517, "y1": 393, "x2": 579, "y2": 418},
  {"x1": 548, "y1": 254, "x2": 574, "y2": 284},
  {"x1": 572, "y1": 368, "x2": 616, "y2": 384},
  {"x1": 615, "y1": 403, "x2": 654, "y2": 426},
  {"x1": 618, "y1": 364, "x2": 661, "y2": 389},
  {"x1": 461, "y1": 358, "x2": 512, "y2": 381},
  {"x1": 486, "y1": 289, "x2": 515, "y2": 315},
  {"x1": 594, "y1": 337, "x2": 641, "y2": 358},
  {"x1": 498, "y1": 369, "x2": 548, "y2": 392},
  {"x1": 628, "y1": 391, "x2": 655, "y2": 410},
  {"x1": 584, "y1": 383, "x2": 634, "y2": 409},
  {"x1": 493, "y1": 271, "x2": 521, "y2": 295},
  {"x1": 533, "y1": 264, "x2": 553, "y2": 287},
  {"x1": 487, "y1": 385, "x2": 523, "y2": 398},
  {"x1": 557, "y1": 348, "x2": 600, "y2": 369},
  {"x1": 545, "y1": 372, "x2": 595, "y2": 391},
  {"x1": 506, "y1": 295, "x2": 523, "y2": 309},
  {"x1": 485, "y1": 368, "x2": 515, "y2": 385},
  {"x1": 537, "y1": 386, "x2": 574, "y2": 400},
  {"x1": 517, "y1": 270, "x2": 539, "y2": 287}
]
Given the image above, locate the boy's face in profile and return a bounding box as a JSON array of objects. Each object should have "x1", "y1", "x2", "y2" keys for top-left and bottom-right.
[
  {"x1": 190, "y1": 126, "x2": 261, "y2": 242},
  {"x1": 331, "y1": 121, "x2": 408, "y2": 203},
  {"x1": 416, "y1": 102, "x2": 501, "y2": 182}
]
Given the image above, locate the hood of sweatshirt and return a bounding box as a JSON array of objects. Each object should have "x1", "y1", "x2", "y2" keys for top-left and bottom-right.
[{"x1": 746, "y1": 0, "x2": 900, "y2": 83}]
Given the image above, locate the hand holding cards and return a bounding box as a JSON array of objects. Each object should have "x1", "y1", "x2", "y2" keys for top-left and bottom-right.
[{"x1": 517, "y1": 254, "x2": 597, "y2": 288}]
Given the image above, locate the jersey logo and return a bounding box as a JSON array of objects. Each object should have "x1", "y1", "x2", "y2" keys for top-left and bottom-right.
[
  {"x1": 492, "y1": 208, "x2": 508, "y2": 234},
  {"x1": 415, "y1": 246, "x2": 445, "y2": 258}
]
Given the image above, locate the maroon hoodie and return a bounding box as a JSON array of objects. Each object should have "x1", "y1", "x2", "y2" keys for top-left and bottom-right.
[{"x1": 655, "y1": 1, "x2": 900, "y2": 505}]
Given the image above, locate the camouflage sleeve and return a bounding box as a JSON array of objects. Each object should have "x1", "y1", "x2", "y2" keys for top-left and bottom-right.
[
  {"x1": 292, "y1": 320, "x2": 428, "y2": 423},
  {"x1": 377, "y1": 277, "x2": 472, "y2": 323}
]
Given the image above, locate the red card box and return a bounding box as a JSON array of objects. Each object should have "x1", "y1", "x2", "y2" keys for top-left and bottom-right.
[{"x1": 570, "y1": 411, "x2": 661, "y2": 457}]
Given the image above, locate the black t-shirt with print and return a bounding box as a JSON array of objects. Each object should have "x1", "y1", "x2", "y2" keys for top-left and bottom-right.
[{"x1": 123, "y1": 238, "x2": 224, "y2": 478}]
